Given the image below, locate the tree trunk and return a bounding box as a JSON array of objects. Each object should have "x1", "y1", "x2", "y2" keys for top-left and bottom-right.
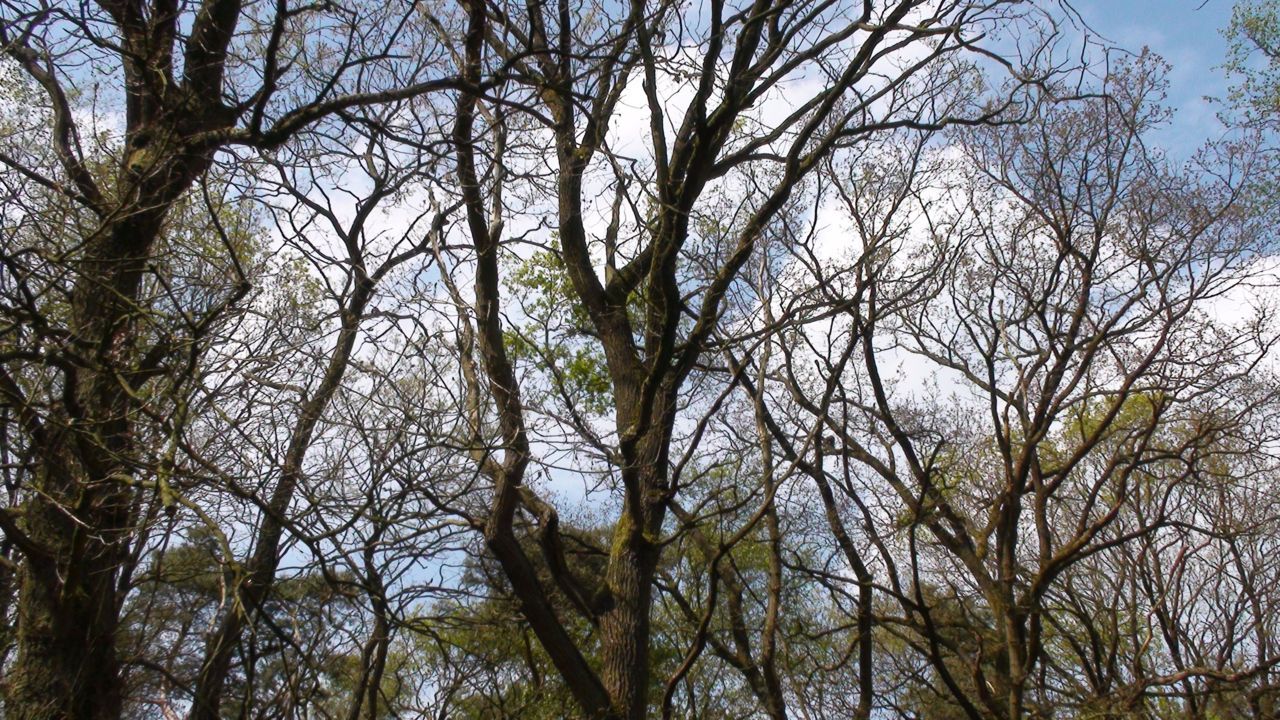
[
  {"x1": 598, "y1": 509, "x2": 661, "y2": 720},
  {"x1": 8, "y1": 218, "x2": 159, "y2": 719},
  {"x1": 9, "y1": 492, "x2": 127, "y2": 720},
  {"x1": 596, "y1": 402, "x2": 672, "y2": 719}
]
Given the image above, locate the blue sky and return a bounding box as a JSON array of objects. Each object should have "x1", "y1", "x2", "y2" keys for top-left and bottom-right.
[{"x1": 1074, "y1": 0, "x2": 1240, "y2": 155}]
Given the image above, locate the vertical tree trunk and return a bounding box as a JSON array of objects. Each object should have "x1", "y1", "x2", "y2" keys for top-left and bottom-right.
[
  {"x1": 10, "y1": 496, "x2": 127, "y2": 720},
  {"x1": 9, "y1": 218, "x2": 159, "y2": 719},
  {"x1": 596, "y1": 401, "x2": 672, "y2": 719},
  {"x1": 598, "y1": 508, "x2": 661, "y2": 719}
]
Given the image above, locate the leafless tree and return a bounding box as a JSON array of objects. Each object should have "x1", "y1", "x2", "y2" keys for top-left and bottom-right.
[
  {"x1": 8, "y1": 0, "x2": 1280, "y2": 718},
  {"x1": 754, "y1": 54, "x2": 1280, "y2": 719},
  {"x1": 439, "y1": 0, "x2": 1067, "y2": 717}
]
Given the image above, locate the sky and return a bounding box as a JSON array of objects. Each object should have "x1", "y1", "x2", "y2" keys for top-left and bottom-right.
[{"x1": 1074, "y1": 0, "x2": 1240, "y2": 156}]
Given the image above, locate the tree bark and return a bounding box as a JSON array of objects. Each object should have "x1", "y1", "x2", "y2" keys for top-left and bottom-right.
[{"x1": 9, "y1": 216, "x2": 162, "y2": 719}]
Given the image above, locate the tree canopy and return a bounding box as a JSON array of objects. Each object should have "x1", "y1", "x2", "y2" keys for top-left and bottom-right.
[{"x1": 2, "y1": 0, "x2": 1280, "y2": 718}]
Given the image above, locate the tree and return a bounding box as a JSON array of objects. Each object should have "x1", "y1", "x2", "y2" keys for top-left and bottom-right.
[
  {"x1": 756, "y1": 53, "x2": 1280, "y2": 719},
  {"x1": 120, "y1": 535, "x2": 382, "y2": 719},
  {"x1": 1226, "y1": 0, "x2": 1280, "y2": 131},
  {"x1": 0, "y1": 0, "x2": 459, "y2": 710},
  {"x1": 6, "y1": 1, "x2": 1280, "y2": 719},
  {"x1": 439, "y1": 0, "x2": 1067, "y2": 716}
]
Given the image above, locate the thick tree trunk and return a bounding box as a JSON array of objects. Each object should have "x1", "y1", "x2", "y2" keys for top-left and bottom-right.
[
  {"x1": 598, "y1": 510, "x2": 661, "y2": 720},
  {"x1": 596, "y1": 410, "x2": 672, "y2": 719},
  {"x1": 9, "y1": 491, "x2": 127, "y2": 720},
  {"x1": 8, "y1": 218, "x2": 159, "y2": 719}
]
